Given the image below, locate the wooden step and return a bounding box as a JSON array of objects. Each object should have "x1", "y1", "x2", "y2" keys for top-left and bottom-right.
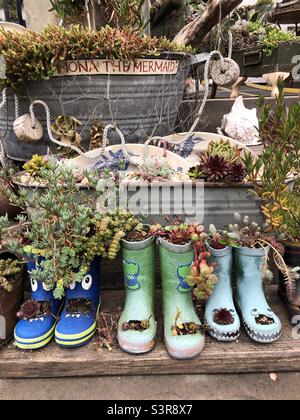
[{"x1": 0, "y1": 287, "x2": 299, "y2": 379}]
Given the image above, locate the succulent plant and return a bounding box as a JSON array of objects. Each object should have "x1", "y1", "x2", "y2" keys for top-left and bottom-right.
[
  {"x1": 208, "y1": 225, "x2": 240, "y2": 250},
  {"x1": 206, "y1": 140, "x2": 241, "y2": 164},
  {"x1": 0, "y1": 258, "x2": 22, "y2": 292},
  {"x1": 213, "y1": 308, "x2": 234, "y2": 326},
  {"x1": 23, "y1": 155, "x2": 51, "y2": 179},
  {"x1": 228, "y1": 162, "x2": 247, "y2": 183},
  {"x1": 17, "y1": 300, "x2": 51, "y2": 320},
  {"x1": 135, "y1": 156, "x2": 175, "y2": 181},
  {"x1": 200, "y1": 155, "x2": 231, "y2": 183}
]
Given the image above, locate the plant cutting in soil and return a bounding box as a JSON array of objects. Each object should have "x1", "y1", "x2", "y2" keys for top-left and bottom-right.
[
  {"x1": 122, "y1": 316, "x2": 152, "y2": 332},
  {"x1": 255, "y1": 314, "x2": 275, "y2": 326},
  {"x1": 16, "y1": 300, "x2": 52, "y2": 320}
]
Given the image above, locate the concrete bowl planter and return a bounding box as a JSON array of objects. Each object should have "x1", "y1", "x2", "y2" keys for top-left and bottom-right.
[{"x1": 1, "y1": 53, "x2": 191, "y2": 162}]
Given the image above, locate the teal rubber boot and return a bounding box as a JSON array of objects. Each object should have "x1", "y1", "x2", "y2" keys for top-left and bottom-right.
[
  {"x1": 159, "y1": 238, "x2": 205, "y2": 359},
  {"x1": 205, "y1": 246, "x2": 240, "y2": 341},
  {"x1": 235, "y1": 247, "x2": 282, "y2": 343},
  {"x1": 118, "y1": 236, "x2": 157, "y2": 354}
]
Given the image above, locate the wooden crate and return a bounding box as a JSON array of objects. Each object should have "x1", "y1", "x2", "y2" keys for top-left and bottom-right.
[{"x1": 0, "y1": 287, "x2": 299, "y2": 378}]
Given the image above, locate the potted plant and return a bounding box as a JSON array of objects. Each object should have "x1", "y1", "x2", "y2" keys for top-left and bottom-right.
[
  {"x1": 0, "y1": 250, "x2": 25, "y2": 347},
  {"x1": 203, "y1": 225, "x2": 242, "y2": 342},
  {"x1": 244, "y1": 84, "x2": 300, "y2": 322},
  {"x1": 155, "y1": 223, "x2": 209, "y2": 359},
  {"x1": 117, "y1": 223, "x2": 157, "y2": 355},
  {"x1": 0, "y1": 165, "x2": 140, "y2": 349},
  {"x1": 0, "y1": 22, "x2": 193, "y2": 161}
]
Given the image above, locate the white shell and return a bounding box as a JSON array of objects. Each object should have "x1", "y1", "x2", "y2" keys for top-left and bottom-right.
[
  {"x1": 14, "y1": 114, "x2": 43, "y2": 143},
  {"x1": 221, "y1": 96, "x2": 260, "y2": 146},
  {"x1": 211, "y1": 58, "x2": 240, "y2": 87}
]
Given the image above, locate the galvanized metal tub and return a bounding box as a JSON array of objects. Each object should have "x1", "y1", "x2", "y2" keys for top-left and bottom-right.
[{"x1": 1, "y1": 53, "x2": 191, "y2": 161}]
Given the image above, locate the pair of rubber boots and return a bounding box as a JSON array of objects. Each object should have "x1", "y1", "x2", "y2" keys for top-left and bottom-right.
[
  {"x1": 15, "y1": 257, "x2": 100, "y2": 350},
  {"x1": 118, "y1": 237, "x2": 205, "y2": 359},
  {"x1": 205, "y1": 245, "x2": 282, "y2": 343}
]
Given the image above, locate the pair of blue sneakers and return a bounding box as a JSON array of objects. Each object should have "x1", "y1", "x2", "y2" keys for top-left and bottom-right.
[{"x1": 14, "y1": 257, "x2": 101, "y2": 350}]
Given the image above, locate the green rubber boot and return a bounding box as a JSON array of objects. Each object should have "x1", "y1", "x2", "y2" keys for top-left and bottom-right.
[
  {"x1": 159, "y1": 238, "x2": 205, "y2": 359},
  {"x1": 118, "y1": 236, "x2": 157, "y2": 354}
]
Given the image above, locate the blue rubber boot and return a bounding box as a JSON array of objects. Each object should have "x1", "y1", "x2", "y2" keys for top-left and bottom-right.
[
  {"x1": 55, "y1": 257, "x2": 101, "y2": 348},
  {"x1": 205, "y1": 246, "x2": 240, "y2": 341},
  {"x1": 15, "y1": 258, "x2": 62, "y2": 351},
  {"x1": 235, "y1": 247, "x2": 282, "y2": 343}
]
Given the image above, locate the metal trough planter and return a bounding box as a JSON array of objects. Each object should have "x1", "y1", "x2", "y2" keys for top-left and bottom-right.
[{"x1": 1, "y1": 53, "x2": 190, "y2": 162}]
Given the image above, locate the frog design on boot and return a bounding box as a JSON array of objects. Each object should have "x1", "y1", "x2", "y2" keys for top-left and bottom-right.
[
  {"x1": 118, "y1": 236, "x2": 157, "y2": 354},
  {"x1": 235, "y1": 247, "x2": 282, "y2": 343},
  {"x1": 15, "y1": 257, "x2": 62, "y2": 350},
  {"x1": 205, "y1": 246, "x2": 241, "y2": 341},
  {"x1": 159, "y1": 238, "x2": 205, "y2": 359},
  {"x1": 55, "y1": 257, "x2": 101, "y2": 348}
]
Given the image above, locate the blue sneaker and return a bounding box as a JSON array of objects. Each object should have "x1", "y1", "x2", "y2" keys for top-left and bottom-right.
[
  {"x1": 55, "y1": 257, "x2": 101, "y2": 348},
  {"x1": 15, "y1": 258, "x2": 62, "y2": 351}
]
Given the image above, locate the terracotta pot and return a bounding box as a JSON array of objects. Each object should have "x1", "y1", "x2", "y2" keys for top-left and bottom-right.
[
  {"x1": 0, "y1": 252, "x2": 25, "y2": 347},
  {"x1": 278, "y1": 241, "x2": 300, "y2": 323}
]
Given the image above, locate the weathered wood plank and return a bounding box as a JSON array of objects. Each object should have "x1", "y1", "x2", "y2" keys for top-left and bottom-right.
[{"x1": 0, "y1": 287, "x2": 299, "y2": 378}]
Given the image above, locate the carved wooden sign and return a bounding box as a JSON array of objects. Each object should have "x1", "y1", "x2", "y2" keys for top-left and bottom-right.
[{"x1": 55, "y1": 59, "x2": 180, "y2": 76}]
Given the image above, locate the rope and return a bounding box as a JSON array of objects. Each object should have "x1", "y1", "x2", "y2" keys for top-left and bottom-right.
[
  {"x1": 102, "y1": 124, "x2": 133, "y2": 163},
  {"x1": 228, "y1": 31, "x2": 233, "y2": 60},
  {"x1": 14, "y1": 94, "x2": 20, "y2": 119}
]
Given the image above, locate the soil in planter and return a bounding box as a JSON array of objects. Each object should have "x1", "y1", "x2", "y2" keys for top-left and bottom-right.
[
  {"x1": 171, "y1": 322, "x2": 203, "y2": 336},
  {"x1": 122, "y1": 318, "x2": 151, "y2": 332},
  {"x1": 213, "y1": 308, "x2": 234, "y2": 326},
  {"x1": 255, "y1": 314, "x2": 275, "y2": 325},
  {"x1": 66, "y1": 299, "x2": 93, "y2": 315},
  {"x1": 125, "y1": 226, "x2": 151, "y2": 243}
]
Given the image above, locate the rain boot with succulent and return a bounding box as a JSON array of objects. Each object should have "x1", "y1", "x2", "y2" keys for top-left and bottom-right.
[
  {"x1": 158, "y1": 224, "x2": 205, "y2": 360},
  {"x1": 15, "y1": 250, "x2": 63, "y2": 350},
  {"x1": 204, "y1": 226, "x2": 241, "y2": 342},
  {"x1": 118, "y1": 225, "x2": 157, "y2": 354},
  {"x1": 230, "y1": 214, "x2": 282, "y2": 344}
]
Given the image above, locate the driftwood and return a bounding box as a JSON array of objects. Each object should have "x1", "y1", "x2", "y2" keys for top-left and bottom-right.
[
  {"x1": 151, "y1": 0, "x2": 182, "y2": 26},
  {"x1": 174, "y1": 0, "x2": 243, "y2": 48}
]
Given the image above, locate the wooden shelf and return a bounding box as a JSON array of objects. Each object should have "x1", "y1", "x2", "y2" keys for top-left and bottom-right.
[{"x1": 0, "y1": 287, "x2": 299, "y2": 379}]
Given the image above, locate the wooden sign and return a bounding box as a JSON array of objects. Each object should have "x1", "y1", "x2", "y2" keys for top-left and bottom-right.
[{"x1": 55, "y1": 59, "x2": 180, "y2": 77}]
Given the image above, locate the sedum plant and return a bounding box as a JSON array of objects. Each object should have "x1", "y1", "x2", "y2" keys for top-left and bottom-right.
[
  {"x1": 0, "y1": 258, "x2": 22, "y2": 292},
  {"x1": 0, "y1": 24, "x2": 193, "y2": 91}
]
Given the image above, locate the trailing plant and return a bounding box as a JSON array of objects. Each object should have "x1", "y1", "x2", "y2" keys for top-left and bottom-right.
[
  {"x1": 0, "y1": 24, "x2": 194, "y2": 91},
  {"x1": 244, "y1": 83, "x2": 300, "y2": 242},
  {"x1": 0, "y1": 258, "x2": 22, "y2": 292},
  {"x1": 188, "y1": 140, "x2": 246, "y2": 184},
  {"x1": 0, "y1": 166, "x2": 141, "y2": 299}
]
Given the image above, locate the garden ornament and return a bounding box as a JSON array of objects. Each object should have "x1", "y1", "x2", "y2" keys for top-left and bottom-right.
[
  {"x1": 14, "y1": 114, "x2": 44, "y2": 143},
  {"x1": 205, "y1": 246, "x2": 241, "y2": 342},
  {"x1": 14, "y1": 255, "x2": 63, "y2": 350},
  {"x1": 235, "y1": 247, "x2": 282, "y2": 343},
  {"x1": 55, "y1": 257, "x2": 101, "y2": 348},
  {"x1": 118, "y1": 236, "x2": 157, "y2": 354},
  {"x1": 210, "y1": 57, "x2": 240, "y2": 88},
  {"x1": 159, "y1": 238, "x2": 205, "y2": 359}
]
